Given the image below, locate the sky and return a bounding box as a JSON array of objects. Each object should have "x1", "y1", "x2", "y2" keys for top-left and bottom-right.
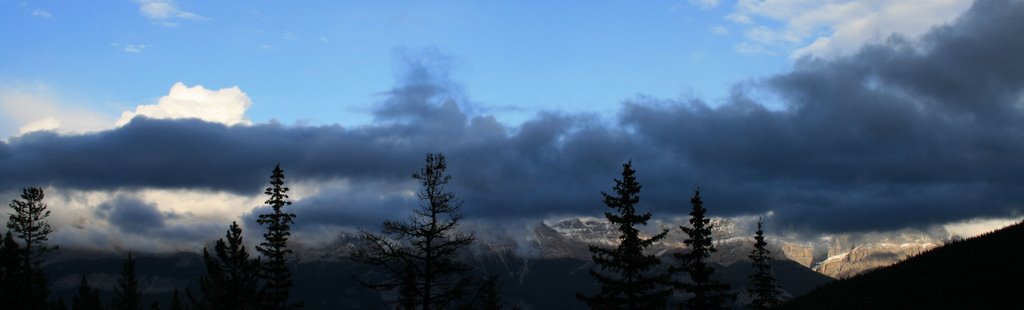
[{"x1": 2, "y1": 0, "x2": 1022, "y2": 252}]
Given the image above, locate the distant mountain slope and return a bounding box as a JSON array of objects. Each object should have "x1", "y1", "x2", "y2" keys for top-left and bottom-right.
[
  {"x1": 780, "y1": 221, "x2": 1024, "y2": 309},
  {"x1": 42, "y1": 246, "x2": 830, "y2": 309}
]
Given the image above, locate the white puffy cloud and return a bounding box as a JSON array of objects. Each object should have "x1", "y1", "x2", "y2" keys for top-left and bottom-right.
[
  {"x1": 116, "y1": 82, "x2": 253, "y2": 127},
  {"x1": 0, "y1": 82, "x2": 253, "y2": 137},
  {"x1": 0, "y1": 84, "x2": 113, "y2": 137},
  {"x1": 19, "y1": 116, "x2": 60, "y2": 134},
  {"x1": 726, "y1": 0, "x2": 973, "y2": 58}
]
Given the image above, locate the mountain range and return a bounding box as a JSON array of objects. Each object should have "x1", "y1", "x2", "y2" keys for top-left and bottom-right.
[
  {"x1": 780, "y1": 220, "x2": 1024, "y2": 309},
  {"x1": 40, "y1": 216, "x2": 974, "y2": 308}
]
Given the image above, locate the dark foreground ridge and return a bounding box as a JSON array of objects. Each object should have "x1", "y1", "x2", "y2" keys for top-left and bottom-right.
[{"x1": 781, "y1": 221, "x2": 1024, "y2": 309}]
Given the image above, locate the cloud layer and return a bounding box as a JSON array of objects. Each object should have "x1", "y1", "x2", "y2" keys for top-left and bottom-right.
[{"x1": 2, "y1": 0, "x2": 1023, "y2": 236}]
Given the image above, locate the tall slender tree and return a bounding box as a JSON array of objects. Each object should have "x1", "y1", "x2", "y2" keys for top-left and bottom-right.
[
  {"x1": 746, "y1": 219, "x2": 782, "y2": 310},
  {"x1": 577, "y1": 160, "x2": 670, "y2": 309},
  {"x1": 0, "y1": 231, "x2": 22, "y2": 307},
  {"x1": 51, "y1": 298, "x2": 67, "y2": 310},
  {"x1": 194, "y1": 222, "x2": 260, "y2": 310},
  {"x1": 170, "y1": 289, "x2": 185, "y2": 310},
  {"x1": 354, "y1": 153, "x2": 475, "y2": 310},
  {"x1": 7, "y1": 187, "x2": 55, "y2": 309},
  {"x1": 256, "y1": 164, "x2": 301, "y2": 309},
  {"x1": 477, "y1": 275, "x2": 503, "y2": 310},
  {"x1": 71, "y1": 275, "x2": 103, "y2": 310},
  {"x1": 111, "y1": 253, "x2": 141, "y2": 310},
  {"x1": 671, "y1": 189, "x2": 734, "y2": 310}
]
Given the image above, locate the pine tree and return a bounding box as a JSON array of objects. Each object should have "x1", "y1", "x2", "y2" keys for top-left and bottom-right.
[
  {"x1": 671, "y1": 189, "x2": 734, "y2": 310},
  {"x1": 354, "y1": 153, "x2": 475, "y2": 310},
  {"x1": 71, "y1": 275, "x2": 103, "y2": 310},
  {"x1": 0, "y1": 231, "x2": 22, "y2": 307},
  {"x1": 746, "y1": 219, "x2": 782, "y2": 310},
  {"x1": 256, "y1": 164, "x2": 301, "y2": 309},
  {"x1": 7, "y1": 187, "x2": 55, "y2": 309},
  {"x1": 577, "y1": 160, "x2": 670, "y2": 309},
  {"x1": 195, "y1": 222, "x2": 260, "y2": 310},
  {"x1": 397, "y1": 264, "x2": 420, "y2": 310},
  {"x1": 51, "y1": 298, "x2": 67, "y2": 310},
  {"x1": 478, "y1": 276, "x2": 502, "y2": 310},
  {"x1": 111, "y1": 253, "x2": 142, "y2": 310},
  {"x1": 170, "y1": 289, "x2": 185, "y2": 310}
]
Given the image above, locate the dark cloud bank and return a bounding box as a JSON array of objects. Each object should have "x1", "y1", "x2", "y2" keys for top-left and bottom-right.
[{"x1": 3, "y1": 0, "x2": 1024, "y2": 234}]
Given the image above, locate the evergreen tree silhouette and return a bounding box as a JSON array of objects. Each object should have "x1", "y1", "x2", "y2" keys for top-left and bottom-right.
[
  {"x1": 111, "y1": 253, "x2": 142, "y2": 310},
  {"x1": 170, "y1": 289, "x2": 185, "y2": 310},
  {"x1": 7, "y1": 187, "x2": 55, "y2": 309},
  {"x1": 256, "y1": 164, "x2": 301, "y2": 309},
  {"x1": 478, "y1": 275, "x2": 502, "y2": 310},
  {"x1": 397, "y1": 264, "x2": 420, "y2": 310},
  {"x1": 746, "y1": 218, "x2": 782, "y2": 310},
  {"x1": 71, "y1": 275, "x2": 103, "y2": 310},
  {"x1": 50, "y1": 298, "x2": 67, "y2": 310},
  {"x1": 0, "y1": 231, "x2": 23, "y2": 307},
  {"x1": 671, "y1": 189, "x2": 734, "y2": 310},
  {"x1": 577, "y1": 160, "x2": 670, "y2": 309},
  {"x1": 194, "y1": 222, "x2": 260, "y2": 310},
  {"x1": 354, "y1": 153, "x2": 475, "y2": 310}
]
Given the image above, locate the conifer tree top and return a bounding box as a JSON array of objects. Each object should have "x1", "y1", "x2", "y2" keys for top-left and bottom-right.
[{"x1": 578, "y1": 160, "x2": 670, "y2": 309}]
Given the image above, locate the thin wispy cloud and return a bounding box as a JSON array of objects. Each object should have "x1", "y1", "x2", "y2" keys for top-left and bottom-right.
[
  {"x1": 135, "y1": 0, "x2": 204, "y2": 27},
  {"x1": 31, "y1": 9, "x2": 52, "y2": 18},
  {"x1": 689, "y1": 0, "x2": 721, "y2": 9},
  {"x1": 726, "y1": 0, "x2": 974, "y2": 58},
  {"x1": 710, "y1": 26, "x2": 729, "y2": 36},
  {"x1": 111, "y1": 43, "x2": 148, "y2": 53}
]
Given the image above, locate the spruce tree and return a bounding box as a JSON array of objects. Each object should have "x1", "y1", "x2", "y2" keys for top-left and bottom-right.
[
  {"x1": 354, "y1": 153, "x2": 475, "y2": 310},
  {"x1": 71, "y1": 275, "x2": 103, "y2": 310},
  {"x1": 256, "y1": 164, "x2": 301, "y2": 309},
  {"x1": 51, "y1": 298, "x2": 67, "y2": 310},
  {"x1": 111, "y1": 253, "x2": 141, "y2": 310},
  {"x1": 577, "y1": 160, "x2": 670, "y2": 309},
  {"x1": 478, "y1": 276, "x2": 502, "y2": 310},
  {"x1": 0, "y1": 231, "x2": 22, "y2": 307},
  {"x1": 397, "y1": 264, "x2": 420, "y2": 310},
  {"x1": 671, "y1": 189, "x2": 734, "y2": 310},
  {"x1": 746, "y1": 219, "x2": 782, "y2": 310},
  {"x1": 7, "y1": 187, "x2": 55, "y2": 309},
  {"x1": 170, "y1": 289, "x2": 185, "y2": 310},
  {"x1": 195, "y1": 222, "x2": 260, "y2": 310}
]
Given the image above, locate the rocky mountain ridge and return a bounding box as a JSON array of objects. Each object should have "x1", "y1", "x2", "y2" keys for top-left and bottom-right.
[{"x1": 528, "y1": 216, "x2": 947, "y2": 279}]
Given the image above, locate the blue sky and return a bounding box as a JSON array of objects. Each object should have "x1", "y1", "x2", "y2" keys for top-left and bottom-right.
[{"x1": 2, "y1": 0, "x2": 822, "y2": 131}]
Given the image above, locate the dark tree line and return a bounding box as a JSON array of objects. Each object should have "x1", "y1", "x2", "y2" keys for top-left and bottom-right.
[
  {"x1": 1, "y1": 163, "x2": 303, "y2": 310},
  {"x1": 578, "y1": 162, "x2": 783, "y2": 309},
  {"x1": 2, "y1": 157, "x2": 784, "y2": 310}
]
